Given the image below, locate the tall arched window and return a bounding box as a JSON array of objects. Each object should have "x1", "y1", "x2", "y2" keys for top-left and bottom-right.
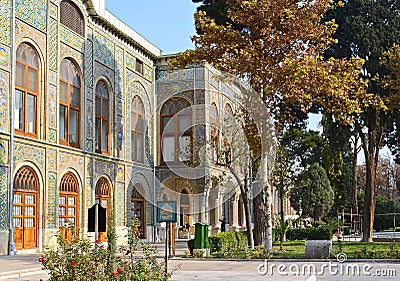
[
  {"x1": 131, "y1": 184, "x2": 145, "y2": 238},
  {"x1": 95, "y1": 80, "x2": 109, "y2": 154},
  {"x1": 15, "y1": 43, "x2": 39, "y2": 137},
  {"x1": 59, "y1": 172, "x2": 79, "y2": 227},
  {"x1": 131, "y1": 97, "x2": 145, "y2": 162},
  {"x1": 222, "y1": 103, "x2": 233, "y2": 164},
  {"x1": 13, "y1": 166, "x2": 39, "y2": 249},
  {"x1": 160, "y1": 97, "x2": 192, "y2": 163},
  {"x1": 59, "y1": 59, "x2": 81, "y2": 147},
  {"x1": 210, "y1": 102, "x2": 219, "y2": 163},
  {"x1": 180, "y1": 189, "x2": 190, "y2": 227},
  {"x1": 95, "y1": 177, "x2": 111, "y2": 241},
  {"x1": 60, "y1": 0, "x2": 84, "y2": 36}
]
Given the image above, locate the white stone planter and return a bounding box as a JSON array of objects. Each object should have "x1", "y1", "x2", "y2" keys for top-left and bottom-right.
[{"x1": 305, "y1": 240, "x2": 332, "y2": 258}]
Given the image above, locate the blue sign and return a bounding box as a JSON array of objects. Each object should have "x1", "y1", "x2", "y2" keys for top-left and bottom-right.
[{"x1": 157, "y1": 201, "x2": 177, "y2": 222}]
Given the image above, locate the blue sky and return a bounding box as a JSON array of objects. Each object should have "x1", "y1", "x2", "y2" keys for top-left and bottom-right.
[{"x1": 106, "y1": 0, "x2": 199, "y2": 54}]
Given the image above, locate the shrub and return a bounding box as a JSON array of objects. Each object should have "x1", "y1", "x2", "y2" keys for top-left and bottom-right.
[
  {"x1": 39, "y1": 221, "x2": 177, "y2": 281},
  {"x1": 208, "y1": 231, "x2": 247, "y2": 253},
  {"x1": 286, "y1": 227, "x2": 331, "y2": 240}
]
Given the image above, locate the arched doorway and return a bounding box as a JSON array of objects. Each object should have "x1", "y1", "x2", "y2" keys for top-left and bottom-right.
[
  {"x1": 180, "y1": 189, "x2": 190, "y2": 227},
  {"x1": 95, "y1": 177, "x2": 111, "y2": 241},
  {"x1": 131, "y1": 184, "x2": 145, "y2": 238},
  {"x1": 13, "y1": 166, "x2": 39, "y2": 249},
  {"x1": 59, "y1": 172, "x2": 79, "y2": 241}
]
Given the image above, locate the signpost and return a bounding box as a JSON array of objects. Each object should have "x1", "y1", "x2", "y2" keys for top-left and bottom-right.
[{"x1": 157, "y1": 201, "x2": 177, "y2": 275}]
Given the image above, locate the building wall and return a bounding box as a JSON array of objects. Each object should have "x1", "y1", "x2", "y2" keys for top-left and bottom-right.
[{"x1": 0, "y1": 0, "x2": 158, "y2": 254}]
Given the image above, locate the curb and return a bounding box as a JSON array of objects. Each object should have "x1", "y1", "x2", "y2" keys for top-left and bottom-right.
[
  {"x1": 169, "y1": 257, "x2": 400, "y2": 263},
  {"x1": 0, "y1": 268, "x2": 46, "y2": 280}
]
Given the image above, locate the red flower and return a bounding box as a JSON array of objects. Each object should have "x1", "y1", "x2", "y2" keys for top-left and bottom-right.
[
  {"x1": 71, "y1": 261, "x2": 76, "y2": 266},
  {"x1": 131, "y1": 279, "x2": 135, "y2": 281},
  {"x1": 117, "y1": 268, "x2": 123, "y2": 274},
  {"x1": 95, "y1": 240, "x2": 99, "y2": 244},
  {"x1": 154, "y1": 246, "x2": 158, "y2": 249},
  {"x1": 38, "y1": 257, "x2": 43, "y2": 262},
  {"x1": 112, "y1": 271, "x2": 117, "y2": 278}
]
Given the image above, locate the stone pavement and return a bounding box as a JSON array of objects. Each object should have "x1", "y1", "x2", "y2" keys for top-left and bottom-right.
[{"x1": 1, "y1": 241, "x2": 400, "y2": 281}]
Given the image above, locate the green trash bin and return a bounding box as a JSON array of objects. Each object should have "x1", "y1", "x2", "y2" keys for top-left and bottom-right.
[{"x1": 194, "y1": 222, "x2": 209, "y2": 249}]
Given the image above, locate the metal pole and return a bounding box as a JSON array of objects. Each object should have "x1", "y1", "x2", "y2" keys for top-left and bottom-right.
[
  {"x1": 95, "y1": 203, "x2": 99, "y2": 241},
  {"x1": 8, "y1": 0, "x2": 17, "y2": 256},
  {"x1": 165, "y1": 222, "x2": 168, "y2": 275}
]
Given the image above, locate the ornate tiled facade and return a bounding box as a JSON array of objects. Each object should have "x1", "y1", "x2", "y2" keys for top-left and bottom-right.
[
  {"x1": 15, "y1": 0, "x2": 47, "y2": 32},
  {"x1": 0, "y1": 0, "x2": 248, "y2": 254}
]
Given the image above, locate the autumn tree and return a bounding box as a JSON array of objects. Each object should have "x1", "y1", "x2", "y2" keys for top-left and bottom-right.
[
  {"x1": 325, "y1": 0, "x2": 400, "y2": 241},
  {"x1": 173, "y1": 0, "x2": 374, "y2": 251}
]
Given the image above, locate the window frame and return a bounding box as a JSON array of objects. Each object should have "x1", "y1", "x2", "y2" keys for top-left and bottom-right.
[
  {"x1": 59, "y1": 172, "x2": 79, "y2": 228},
  {"x1": 160, "y1": 97, "x2": 192, "y2": 164},
  {"x1": 15, "y1": 43, "x2": 39, "y2": 138},
  {"x1": 59, "y1": 59, "x2": 81, "y2": 148},
  {"x1": 95, "y1": 80, "x2": 110, "y2": 155},
  {"x1": 131, "y1": 96, "x2": 145, "y2": 163},
  {"x1": 131, "y1": 184, "x2": 146, "y2": 239}
]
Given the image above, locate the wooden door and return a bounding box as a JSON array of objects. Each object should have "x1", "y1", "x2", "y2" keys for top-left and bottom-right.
[{"x1": 13, "y1": 191, "x2": 37, "y2": 249}]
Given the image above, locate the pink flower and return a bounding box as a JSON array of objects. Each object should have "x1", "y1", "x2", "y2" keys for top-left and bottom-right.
[
  {"x1": 112, "y1": 271, "x2": 117, "y2": 278},
  {"x1": 71, "y1": 261, "x2": 76, "y2": 266},
  {"x1": 117, "y1": 268, "x2": 123, "y2": 274},
  {"x1": 38, "y1": 257, "x2": 46, "y2": 263}
]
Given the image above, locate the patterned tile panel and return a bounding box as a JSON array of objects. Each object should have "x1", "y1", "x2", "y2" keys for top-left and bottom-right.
[
  {"x1": 0, "y1": 140, "x2": 8, "y2": 164},
  {"x1": 15, "y1": 19, "x2": 46, "y2": 52},
  {"x1": 0, "y1": 70, "x2": 9, "y2": 132},
  {"x1": 48, "y1": 84, "x2": 56, "y2": 128},
  {"x1": 94, "y1": 32, "x2": 114, "y2": 69},
  {"x1": 126, "y1": 52, "x2": 135, "y2": 72},
  {"x1": 13, "y1": 143, "x2": 45, "y2": 170},
  {"x1": 0, "y1": 44, "x2": 10, "y2": 70},
  {"x1": 86, "y1": 99, "x2": 93, "y2": 138},
  {"x1": 48, "y1": 70, "x2": 57, "y2": 85},
  {"x1": 48, "y1": 17, "x2": 58, "y2": 71},
  {"x1": 47, "y1": 149, "x2": 57, "y2": 170},
  {"x1": 115, "y1": 47, "x2": 123, "y2": 97},
  {"x1": 116, "y1": 164, "x2": 124, "y2": 181},
  {"x1": 143, "y1": 64, "x2": 153, "y2": 81},
  {"x1": 60, "y1": 43, "x2": 83, "y2": 67},
  {"x1": 86, "y1": 177, "x2": 93, "y2": 208},
  {"x1": 94, "y1": 160, "x2": 115, "y2": 180},
  {"x1": 0, "y1": 166, "x2": 8, "y2": 230},
  {"x1": 47, "y1": 173, "x2": 57, "y2": 228},
  {"x1": 49, "y1": 3, "x2": 57, "y2": 18},
  {"x1": 15, "y1": 0, "x2": 47, "y2": 32},
  {"x1": 60, "y1": 25, "x2": 84, "y2": 53},
  {"x1": 59, "y1": 153, "x2": 84, "y2": 177},
  {"x1": 48, "y1": 129, "x2": 57, "y2": 144},
  {"x1": 0, "y1": 0, "x2": 11, "y2": 45},
  {"x1": 85, "y1": 40, "x2": 93, "y2": 87},
  {"x1": 116, "y1": 181, "x2": 125, "y2": 226},
  {"x1": 86, "y1": 138, "x2": 93, "y2": 152}
]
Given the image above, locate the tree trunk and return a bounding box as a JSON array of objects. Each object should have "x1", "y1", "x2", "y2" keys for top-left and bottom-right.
[
  {"x1": 253, "y1": 192, "x2": 265, "y2": 246},
  {"x1": 279, "y1": 177, "x2": 285, "y2": 222},
  {"x1": 362, "y1": 153, "x2": 377, "y2": 242},
  {"x1": 352, "y1": 135, "x2": 359, "y2": 233},
  {"x1": 229, "y1": 167, "x2": 254, "y2": 249}
]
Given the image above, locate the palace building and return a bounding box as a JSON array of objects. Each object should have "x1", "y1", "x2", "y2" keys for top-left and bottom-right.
[{"x1": 0, "y1": 0, "x2": 255, "y2": 254}]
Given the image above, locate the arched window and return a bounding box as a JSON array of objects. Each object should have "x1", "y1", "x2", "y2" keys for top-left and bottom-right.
[
  {"x1": 95, "y1": 80, "x2": 109, "y2": 154},
  {"x1": 131, "y1": 97, "x2": 145, "y2": 162},
  {"x1": 15, "y1": 43, "x2": 39, "y2": 137},
  {"x1": 13, "y1": 166, "x2": 39, "y2": 249},
  {"x1": 60, "y1": 0, "x2": 84, "y2": 36},
  {"x1": 59, "y1": 172, "x2": 79, "y2": 227},
  {"x1": 59, "y1": 59, "x2": 81, "y2": 147},
  {"x1": 95, "y1": 177, "x2": 111, "y2": 241},
  {"x1": 210, "y1": 102, "x2": 219, "y2": 163},
  {"x1": 160, "y1": 97, "x2": 192, "y2": 163},
  {"x1": 131, "y1": 184, "x2": 145, "y2": 238},
  {"x1": 180, "y1": 189, "x2": 190, "y2": 227},
  {"x1": 222, "y1": 103, "x2": 233, "y2": 164}
]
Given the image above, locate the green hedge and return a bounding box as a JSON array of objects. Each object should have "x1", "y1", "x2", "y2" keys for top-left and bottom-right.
[
  {"x1": 208, "y1": 231, "x2": 248, "y2": 253},
  {"x1": 286, "y1": 227, "x2": 330, "y2": 240}
]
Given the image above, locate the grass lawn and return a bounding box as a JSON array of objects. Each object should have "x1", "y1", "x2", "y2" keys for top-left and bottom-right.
[{"x1": 271, "y1": 241, "x2": 400, "y2": 259}]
